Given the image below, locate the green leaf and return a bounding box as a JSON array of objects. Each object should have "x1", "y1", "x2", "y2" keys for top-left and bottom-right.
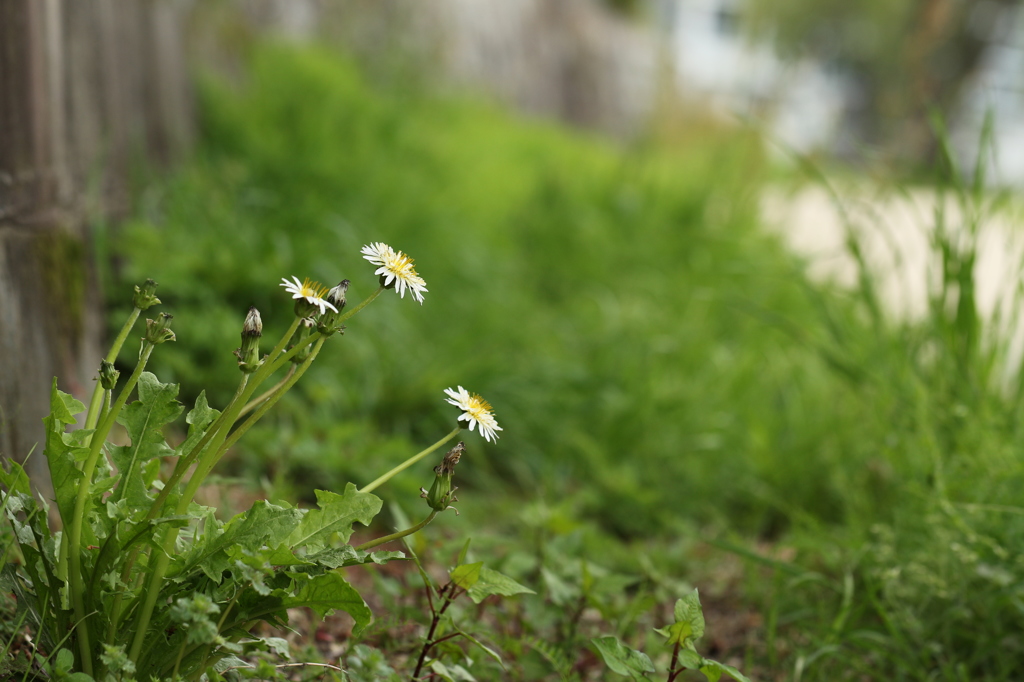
[
  {"x1": 466, "y1": 567, "x2": 535, "y2": 604},
  {"x1": 282, "y1": 572, "x2": 372, "y2": 635},
  {"x1": 659, "y1": 589, "x2": 706, "y2": 647},
  {"x1": 175, "y1": 391, "x2": 220, "y2": 458},
  {"x1": 54, "y1": 648, "x2": 74, "y2": 675},
  {"x1": 109, "y1": 373, "x2": 183, "y2": 511},
  {"x1": 700, "y1": 660, "x2": 753, "y2": 682},
  {"x1": 591, "y1": 636, "x2": 655, "y2": 680},
  {"x1": 301, "y1": 546, "x2": 404, "y2": 570},
  {"x1": 50, "y1": 382, "x2": 85, "y2": 424},
  {"x1": 677, "y1": 649, "x2": 703, "y2": 669},
  {"x1": 451, "y1": 562, "x2": 483, "y2": 589},
  {"x1": 170, "y1": 501, "x2": 303, "y2": 580},
  {"x1": 0, "y1": 459, "x2": 31, "y2": 496},
  {"x1": 454, "y1": 627, "x2": 505, "y2": 669},
  {"x1": 285, "y1": 484, "x2": 382, "y2": 552},
  {"x1": 43, "y1": 380, "x2": 88, "y2": 527}
]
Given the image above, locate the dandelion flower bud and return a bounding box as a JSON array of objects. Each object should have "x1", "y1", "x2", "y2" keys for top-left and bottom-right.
[
  {"x1": 144, "y1": 313, "x2": 175, "y2": 345},
  {"x1": 99, "y1": 360, "x2": 120, "y2": 390},
  {"x1": 233, "y1": 306, "x2": 263, "y2": 373},
  {"x1": 132, "y1": 279, "x2": 161, "y2": 311},
  {"x1": 420, "y1": 442, "x2": 465, "y2": 514},
  {"x1": 317, "y1": 280, "x2": 349, "y2": 335}
]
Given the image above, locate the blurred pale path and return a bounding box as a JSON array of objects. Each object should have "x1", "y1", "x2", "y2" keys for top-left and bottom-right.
[{"x1": 763, "y1": 187, "x2": 1024, "y2": 374}]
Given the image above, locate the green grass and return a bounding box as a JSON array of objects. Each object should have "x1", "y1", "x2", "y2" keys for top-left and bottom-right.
[{"x1": 107, "y1": 42, "x2": 1024, "y2": 679}]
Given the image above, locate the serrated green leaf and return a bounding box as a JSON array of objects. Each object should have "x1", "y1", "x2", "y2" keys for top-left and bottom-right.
[
  {"x1": 591, "y1": 636, "x2": 655, "y2": 680},
  {"x1": 282, "y1": 572, "x2": 372, "y2": 634},
  {"x1": 175, "y1": 391, "x2": 220, "y2": 458},
  {"x1": 451, "y1": 562, "x2": 483, "y2": 589},
  {"x1": 109, "y1": 373, "x2": 182, "y2": 511},
  {"x1": 285, "y1": 484, "x2": 382, "y2": 552},
  {"x1": 466, "y1": 567, "x2": 535, "y2": 603},
  {"x1": 0, "y1": 459, "x2": 31, "y2": 496},
  {"x1": 50, "y1": 382, "x2": 85, "y2": 424},
  {"x1": 170, "y1": 501, "x2": 303, "y2": 581},
  {"x1": 43, "y1": 380, "x2": 87, "y2": 527}
]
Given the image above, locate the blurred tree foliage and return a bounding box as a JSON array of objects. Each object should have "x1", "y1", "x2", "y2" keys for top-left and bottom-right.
[{"x1": 743, "y1": 0, "x2": 1021, "y2": 167}]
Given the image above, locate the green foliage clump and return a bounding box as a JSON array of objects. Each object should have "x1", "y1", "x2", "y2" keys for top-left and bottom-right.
[{"x1": 113, "y1": 43, "x2": 854, "y2": 537}]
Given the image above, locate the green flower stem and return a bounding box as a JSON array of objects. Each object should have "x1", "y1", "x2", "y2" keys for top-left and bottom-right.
[
  {"x1": 218, "y1": 339, "x2": 325, "y2": 457},
  {"x1": 360, "y1": 426, "x2": 462, "y2": 494},
  {"x1": 238, "y1": 365, "x2": 296, "y2": 418},
  {"x1": 69, "y1": 340, "x2": 155, "y2": 677},
  {"x1": 148, "y1": 373, "x2": 253, "y2": 519},
  {"x1": 151, "y1": 315, "x2": 303, "y2": 517},
  {"x1": 338, "y1": 285, "x2": 384, "y2": 323},
  {"x1": 354, "y1": 511, "x2": 438, "y2": 552},
  {"x1": 84, "y1": 308, "x2": 141, "y2": 433}
]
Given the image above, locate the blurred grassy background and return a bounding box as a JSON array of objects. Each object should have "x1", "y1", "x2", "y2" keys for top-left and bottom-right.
[{"x1": 106, "y1": 43, "x2": 1024, "y2": 679}]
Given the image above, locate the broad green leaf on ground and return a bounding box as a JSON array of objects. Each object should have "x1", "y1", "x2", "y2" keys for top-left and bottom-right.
[
  {"x1": 655, "y1": 589, "x2": 706, "y2": 648},
  {"x1": 466, "y1": 567, "x2": 535, "y2": 603},
  {"x1": 282, "y1": 572, "x2": 372, "y2": 635},
  {"x1": 591, "y1": 636, "x2": 656, "y2": 680},
  {"x1": 174, "y1": 391, "x2": 220, "y2": 458},
  {"x1": 285, "y1": 484, "x2": 382, "y2": 552},
  {"x1": 170, "y1": 500, "x2": 303, "y2": 580},
  {"x1": 109, "y1": 372, "x2": 183, "y2": 511},
  {"x1": 451, "y1": 562, "x2": 483, "y2": 590},
  {"x1": 43, "y1": 380, "x2": 88, "y2": 525}
]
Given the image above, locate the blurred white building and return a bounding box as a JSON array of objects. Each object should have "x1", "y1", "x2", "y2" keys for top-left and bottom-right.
[{"x1": 654, "y1": 0, "x2": 851, "y2": 155}]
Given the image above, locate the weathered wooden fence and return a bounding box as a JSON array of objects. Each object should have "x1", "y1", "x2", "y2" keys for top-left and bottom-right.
[{"x1": 0, "y1": 0, "x2": 191, "y2": 496}]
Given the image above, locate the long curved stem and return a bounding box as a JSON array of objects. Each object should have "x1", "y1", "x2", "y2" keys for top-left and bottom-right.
[
  {"x1": 355, "y1": 511, "x2": 437, "y2": 552},
  {"x1": 360, "y1": 427, "x2": 461, "y2": 494},
  {"x1": 338, "y1": 285, "x2": 383, "y2": 323}
]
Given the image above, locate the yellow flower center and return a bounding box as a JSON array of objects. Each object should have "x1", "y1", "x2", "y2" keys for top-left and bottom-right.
[{"x1": 300, "y1": 278, "x2": 329, "y2": 299}]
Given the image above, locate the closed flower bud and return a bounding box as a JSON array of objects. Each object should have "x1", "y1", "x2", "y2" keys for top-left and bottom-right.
[
  {"x1": 132, "y1": 279, "x2": 161, "y2": 311},
  {"x1": 144, "y1": 313, "x2": 175, "y2": 345},
  {"x1": 99, "y1": 360, "x2": 120, "y2": 390},
  {"x1": 420, "y1": 442, "x2": 465, "y2": 515},
  {"x1": 234, "y1": 307, "x2": 263, "y2": 373}
]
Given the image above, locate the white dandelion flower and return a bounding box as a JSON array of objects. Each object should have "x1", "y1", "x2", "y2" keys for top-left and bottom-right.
[
  {"x1": 361, "y1": 242, "x2": 428, "y2": 304},
  {"x1": 280, "y1": 276, "x2": 339, "y2": 316},
  {"x1": 444, "y1": 386, "x2": 503, "y2": 443}
]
